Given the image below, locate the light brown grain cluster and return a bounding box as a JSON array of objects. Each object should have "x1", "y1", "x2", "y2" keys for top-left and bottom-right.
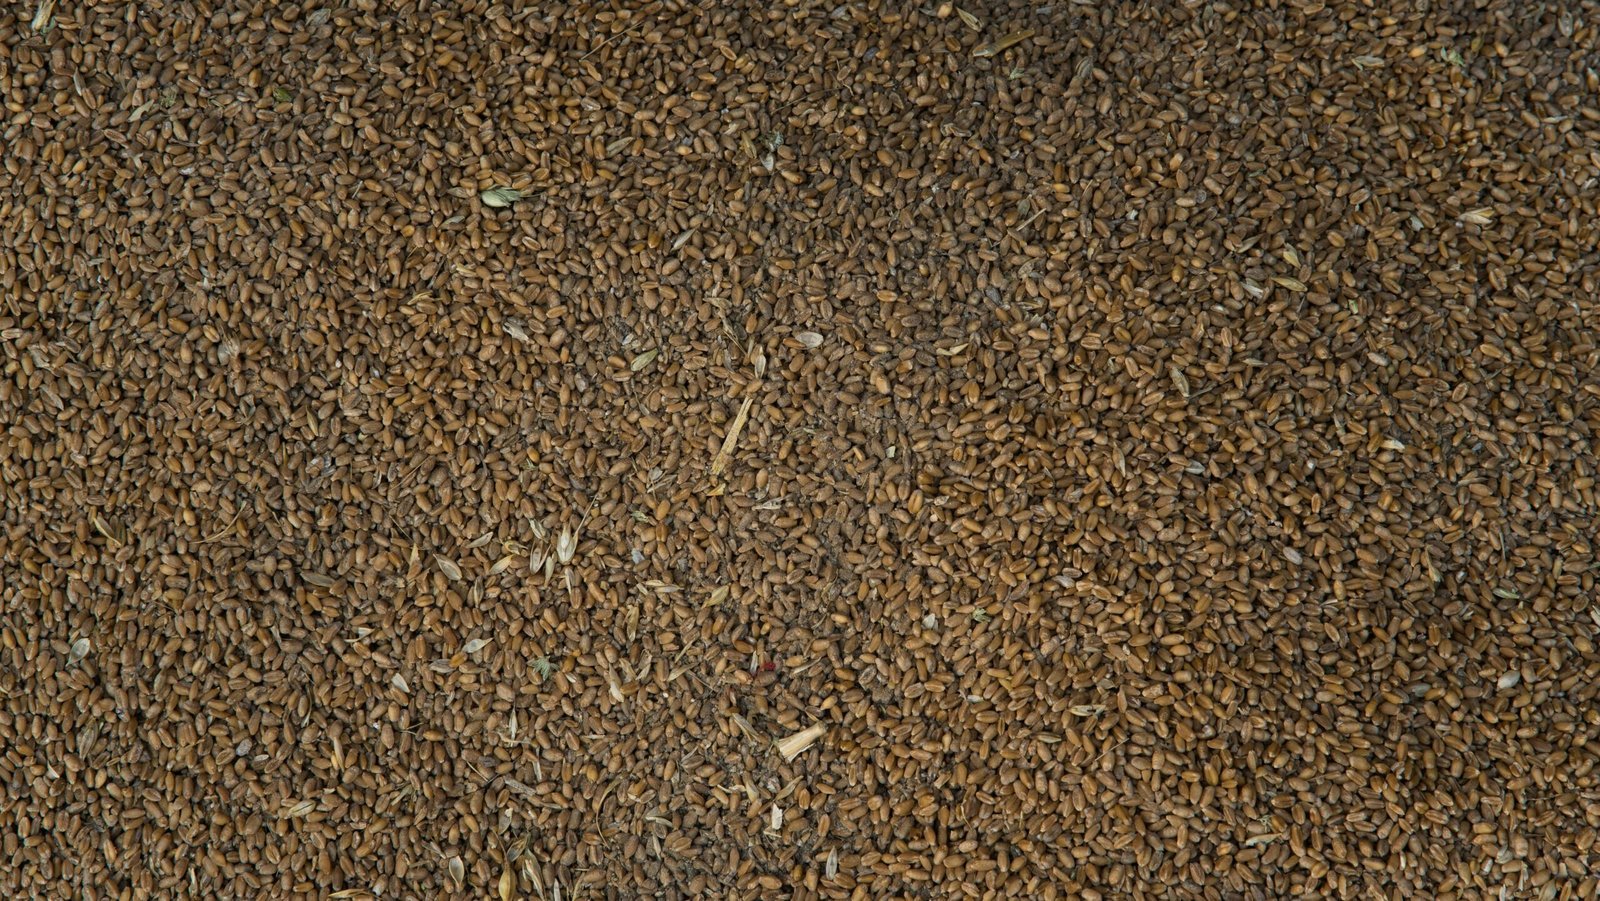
[{"x1": 3, "y1": 0, "x2": 1599, "y2": 898}]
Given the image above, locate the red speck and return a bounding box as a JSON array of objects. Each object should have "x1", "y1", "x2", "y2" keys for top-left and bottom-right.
[{"x1": 761, "y1": 661, "x2": 777, "y2": 672}]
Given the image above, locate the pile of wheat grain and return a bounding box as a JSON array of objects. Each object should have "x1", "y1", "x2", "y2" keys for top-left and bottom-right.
[{"x1": 3, "y1": 0, "x2": 1599, "y2": 898}]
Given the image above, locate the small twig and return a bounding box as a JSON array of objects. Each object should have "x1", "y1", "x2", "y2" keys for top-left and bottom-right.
[
  {"x1": 462, "y1": 756, "x2": 492, "y2": 787},
  {"x1": 1006, "y1": 207, "x2": 1047, "y2": 241},
  {"x1": 1089, "y1": 737, "x2": 1130, "y2": 767},
  {"x1": 577, "y1": 4, "x2": 659, "y2": 62},
  {"x1": 197, "y1": 506, "x2": 245, "y2": 544}
]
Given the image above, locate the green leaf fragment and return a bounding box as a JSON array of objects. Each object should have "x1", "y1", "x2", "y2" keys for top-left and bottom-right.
[
  {"x1": 480, "y1": 186, "x2": 524, "y2": 208},
  {"x1": 629, "y1": 348, "x2": 660, "y2": 372}
]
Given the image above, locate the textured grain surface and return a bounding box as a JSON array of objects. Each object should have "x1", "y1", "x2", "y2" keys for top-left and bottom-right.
[{"x1": 4, "y1": 1, "x2": 1600, "y2": 898}]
